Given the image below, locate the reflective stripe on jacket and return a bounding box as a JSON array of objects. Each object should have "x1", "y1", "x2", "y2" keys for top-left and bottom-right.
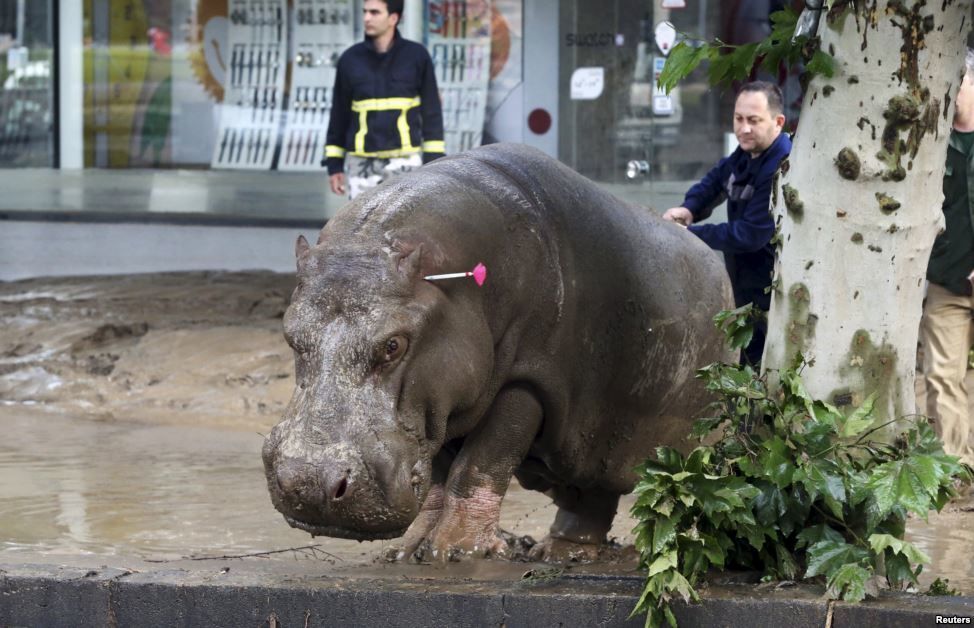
[{"x1": 324, "y1": 30, "x2": 445, "y2": 175}]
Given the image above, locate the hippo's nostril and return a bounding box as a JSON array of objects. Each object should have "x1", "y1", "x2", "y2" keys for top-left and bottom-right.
[{"x1": 333, "y1": 475, "x2": 348, "y2": 500}]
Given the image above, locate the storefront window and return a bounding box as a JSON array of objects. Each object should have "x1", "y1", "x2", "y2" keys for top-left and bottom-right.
[
  {"x1": 557, "y1": 0, "x2": 803, "y2": 209},
  {"x1": 79, "y1": 0, "x2": 512, "y2": 172},
  {"x1": 0, "y1": 0, "x2": 55, "y2": 167},
  {"x1": 83, "y1": 0, "x2": 221, "y2": 168}
]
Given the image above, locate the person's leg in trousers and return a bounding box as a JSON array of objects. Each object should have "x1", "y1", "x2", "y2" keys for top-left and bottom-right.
[{"x1": 921, "y1": 282, "x2": 974, "y2": 464}]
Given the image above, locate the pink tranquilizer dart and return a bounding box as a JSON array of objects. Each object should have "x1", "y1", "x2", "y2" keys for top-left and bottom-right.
[{"x1": 424, "y1": 262, "x2": 487, "y2": 286}]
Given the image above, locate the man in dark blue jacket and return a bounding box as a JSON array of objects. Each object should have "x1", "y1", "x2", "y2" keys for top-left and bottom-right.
[
  {"x1": 324, "y1": 0, "x2": 445, "y2": 198},
  {"x1": 663, "y1": 81, "x2": 791, "y2": 366}
]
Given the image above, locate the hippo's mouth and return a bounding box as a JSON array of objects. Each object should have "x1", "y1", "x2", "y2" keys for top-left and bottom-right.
[{"x1": 284, "y1": 515, "x2": 408, "y2": 541}]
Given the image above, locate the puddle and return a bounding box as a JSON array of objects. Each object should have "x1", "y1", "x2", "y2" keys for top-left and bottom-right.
[
  {"x1": 0, "y1": 409, "x2": 568, "y2": 565},
  {"x1": 1, "y1": 407, "x2": 971, "y2": 594}
]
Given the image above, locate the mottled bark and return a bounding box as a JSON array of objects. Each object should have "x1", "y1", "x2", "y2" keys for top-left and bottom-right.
[{"x1": 764, "y1": 0, "x2": 971, "y2": 428}]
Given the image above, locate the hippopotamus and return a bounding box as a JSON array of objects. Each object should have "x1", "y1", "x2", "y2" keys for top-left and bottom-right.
[{"x1": 262, "y1": 143, "x2": 733, "y2": 561}]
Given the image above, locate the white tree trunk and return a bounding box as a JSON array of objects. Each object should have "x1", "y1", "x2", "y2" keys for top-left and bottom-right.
[{"x1": 763, "y1": 0, "x2": 971, "y2": 428}]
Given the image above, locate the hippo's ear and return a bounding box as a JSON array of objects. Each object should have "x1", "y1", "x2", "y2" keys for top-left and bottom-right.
[
  {"x1": 397, "y1": 243, "x2": 424, "y2": 279},
  {"x1": 295, "y1": 235, "x2": 311, "y2": 272}
]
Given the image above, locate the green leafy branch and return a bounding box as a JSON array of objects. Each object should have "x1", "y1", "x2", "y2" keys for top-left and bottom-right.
[
  {"x1": 630, "y1": 316, "x2": 970, "y2": 628},
  {"x1": 657, "y1": 7, "x2": 835, "y2": 95}
]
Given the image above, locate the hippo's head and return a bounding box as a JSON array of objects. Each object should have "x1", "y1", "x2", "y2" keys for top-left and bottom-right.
[{"x1": 262, "y1": 232, "x2": 494, "y2": 540}]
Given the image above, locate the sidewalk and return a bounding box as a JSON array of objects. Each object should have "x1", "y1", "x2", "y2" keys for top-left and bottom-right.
[{"x1": 0, "y1": 168, "x2": 340, "y2": 227}]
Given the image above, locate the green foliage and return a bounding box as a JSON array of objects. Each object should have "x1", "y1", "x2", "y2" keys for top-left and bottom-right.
[
  {"x1": 657, "y1": 7, "x2": 835, "y2": 95},
  {"x1": 926, "y1": 577, "x2": 961, "y2": 597},
  {"x1": 713, "y1": 303, "x2": 763, "y2": 353},
  {"x1": 630, "y1": 322, "x2": 970, "y2": 628}
]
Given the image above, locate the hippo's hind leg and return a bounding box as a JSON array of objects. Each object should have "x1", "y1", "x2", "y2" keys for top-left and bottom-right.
[
  {"x1": 528, "y1": 487, "x2": 619, "y2": 562},
  {"x1": 410, "y1": 384, "x2": 543, "y2": 562}
]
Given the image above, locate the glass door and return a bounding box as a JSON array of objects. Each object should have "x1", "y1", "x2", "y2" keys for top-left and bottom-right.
[
  {"x1": 0, "y1": 0, "x2": 55, "y2": 167},
  {"x1": 557, "y1": 0, "x2": 730, "y2": 213}
]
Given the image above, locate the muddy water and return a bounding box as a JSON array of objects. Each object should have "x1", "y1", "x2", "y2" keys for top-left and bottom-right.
[
  {"x1": 0, "y1": 408, "x2": 571, "y2": 564},
  {"x1": 2, "y1": 407, "x2": 972, "y2": 593}
]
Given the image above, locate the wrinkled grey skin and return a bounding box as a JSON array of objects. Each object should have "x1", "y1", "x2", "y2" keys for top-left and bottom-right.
[{"x1": 262, "y1": 143, "x2": 733, "y2": 561}]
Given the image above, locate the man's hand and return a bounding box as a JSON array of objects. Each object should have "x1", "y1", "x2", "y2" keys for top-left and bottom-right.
[
  {"x1": 329, "y1": 173, "x2": 347, "y2": 196},
  {"x1": 662, "y1": 206, "x2": 694, "y2": 227}
]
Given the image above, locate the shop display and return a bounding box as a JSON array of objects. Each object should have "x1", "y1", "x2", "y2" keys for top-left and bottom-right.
[
  {"x1": 278, "y1": 0, "x2": 356, "y2": 171},
  {"x1": 84, "y1": 0, "x2": 494, "y2": 172},
  {"x1": 427, "y1": 0, "x2": 491, "y2": 155},
  {"x1": 211, "y1": 0, "x2": 288, "y2": 169}
]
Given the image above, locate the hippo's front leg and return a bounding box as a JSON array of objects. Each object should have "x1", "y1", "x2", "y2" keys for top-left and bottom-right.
[
  {"x1": 413, "y1": 385, "x2": 542, "y2": 561},
  {"x1": 395, "y1": 451, "x2": 451, "y2": 559}
]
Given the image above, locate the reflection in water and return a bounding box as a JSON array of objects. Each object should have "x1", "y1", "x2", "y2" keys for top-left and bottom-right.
[
  {"x1": 0, "y1": 410, "x2": 342, "y2": 560},
  {"x1": 907, "y1": 508, "x2": 974, "y2": 593},
  {"x1": 0, "y1": 409, "x2": 559, "y2": 564},
  {"x1": 1, "y1": 409, "x2": 972, "y2": 594}
]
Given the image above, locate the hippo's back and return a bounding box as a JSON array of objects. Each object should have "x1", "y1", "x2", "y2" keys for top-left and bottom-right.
[{"x1": 425, "y1": 144, "x2": 733, "y2": 490}]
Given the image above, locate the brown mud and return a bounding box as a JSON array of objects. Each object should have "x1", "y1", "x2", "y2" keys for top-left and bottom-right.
[{"x1": 0, "y1": 271, "x2": 971, "y2": 591}]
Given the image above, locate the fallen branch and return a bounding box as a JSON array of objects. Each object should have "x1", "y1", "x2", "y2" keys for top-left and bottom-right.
[{"x1": 144, "y1": 544, "x2": 342, "y2": 563}]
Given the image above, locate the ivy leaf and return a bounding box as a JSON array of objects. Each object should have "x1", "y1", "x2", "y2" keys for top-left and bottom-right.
[
  {"x1": 738, "y1": 522, "x2": 772, "y2": 551},
  {"x1": 662, "y1": 569, "x2": 700, "y2": 604},
  {"x1": 804, "y1": 539, "x2": 870, "y2": 579},
  {"x1": 708, "y1": 43, "x2": 760, "y2": 86},
  {"x1": 883, "y1": 552, "x2": 918, "y2": 588},
  {"x1": 647, "y1": 548, "x2": 679, "y2": 577},
  {"x1": 757, "y1": 8, "x2": 803, "y2": 74},
  {"x1": 653, "y1": 516, "x2": 678, "y2": 555},
  {"x1": 684, "y1": 447, "x2": 713, "y2": 474},
  {"x1": 796, "y1": 524, "x2": 844, "y2": 550},
  {"x1": 800, "y1": 459, "x2": 847, "y2": 519},
  {"x1": 774, "y1": 543, "x2": 800, "y2": 580},
  {"x1": 753, "y1": 482, "x2": 788, "y2": 527},
  {"x1": 655, "y1": 446, "x2": 685, "y2": 472},
  {"x1": 681, "y1": 541, "x2": 709, "y2": 575},
  {"x1": 841, "y1": 393, "x2": 877, "y2": 438},
  {"x1": 657, "y1": 42, "x2": 713, "y2": 94},
  {"x1": 759, "y1": 436, "x2": 797, "y2": 488},
  {"x1": 826, "y1": 563, "x2": 871, "y2": 602},
  {"x1": 704, "y1": 533, "x2": 732, "y2": 567},
  {"x1": 798, "y1": 418, "x2": 840, "y2": 457},
  {"x1": 867, "y1": 454, "x2": 947, "y2": 523},
  {"x1": 779, "y1": 368, "x2": 815, "y2": 418},
  {"x1": 868, "y1": 534, "x2": 931, "y2": 565},
  {"x1": 691, "y1": 415, "x2": 724, "y2": 439},
  {"x1": 805, "y1": 49, "x2": 836, "y2": 78},
  {"x1": 713, "y1": 304, "x2": 761, "y2": 352},
  {"x1": 811, "y1": 400, "x2": 842, "y2": 428}
]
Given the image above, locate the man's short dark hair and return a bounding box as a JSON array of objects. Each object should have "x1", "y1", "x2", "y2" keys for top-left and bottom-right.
[
  {"x1": 379, "y1": 0, "x2": 404, "y2": 19},
  {"x1": 738, "y1": 81, "x2": 784, "y2": 116}
]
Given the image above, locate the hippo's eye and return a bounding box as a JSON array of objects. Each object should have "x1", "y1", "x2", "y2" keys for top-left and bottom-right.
[{"x1": 380, "y1": 335, "x2": 408, "y2": 364}]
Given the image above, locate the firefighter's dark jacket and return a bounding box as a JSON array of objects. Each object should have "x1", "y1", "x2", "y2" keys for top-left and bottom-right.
[{"x1": 324, "y1": 30, "x2": 445, "y2": 175}]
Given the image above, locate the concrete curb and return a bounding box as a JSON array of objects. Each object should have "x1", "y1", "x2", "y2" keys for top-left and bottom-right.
[{"x1": 2, "y1": 560, "x2": 973, "y2": 627}]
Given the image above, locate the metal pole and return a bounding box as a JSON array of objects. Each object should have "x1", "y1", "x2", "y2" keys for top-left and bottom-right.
[
  {"x1": 16, "y1": 0, "x2": 25, "y2": 45},
  {"x1": 58, "y1": 0, "x2": 84, "y2": 168}
]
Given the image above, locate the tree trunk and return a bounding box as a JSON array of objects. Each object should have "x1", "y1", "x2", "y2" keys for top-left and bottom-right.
[{"x1": 763, "y1": 0, "x2": 971, "y2": 429}]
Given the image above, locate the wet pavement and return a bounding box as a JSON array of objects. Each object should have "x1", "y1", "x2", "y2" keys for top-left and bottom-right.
[{"x1": 2, "y1": 406, "x2": 972, "y2": 593}]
